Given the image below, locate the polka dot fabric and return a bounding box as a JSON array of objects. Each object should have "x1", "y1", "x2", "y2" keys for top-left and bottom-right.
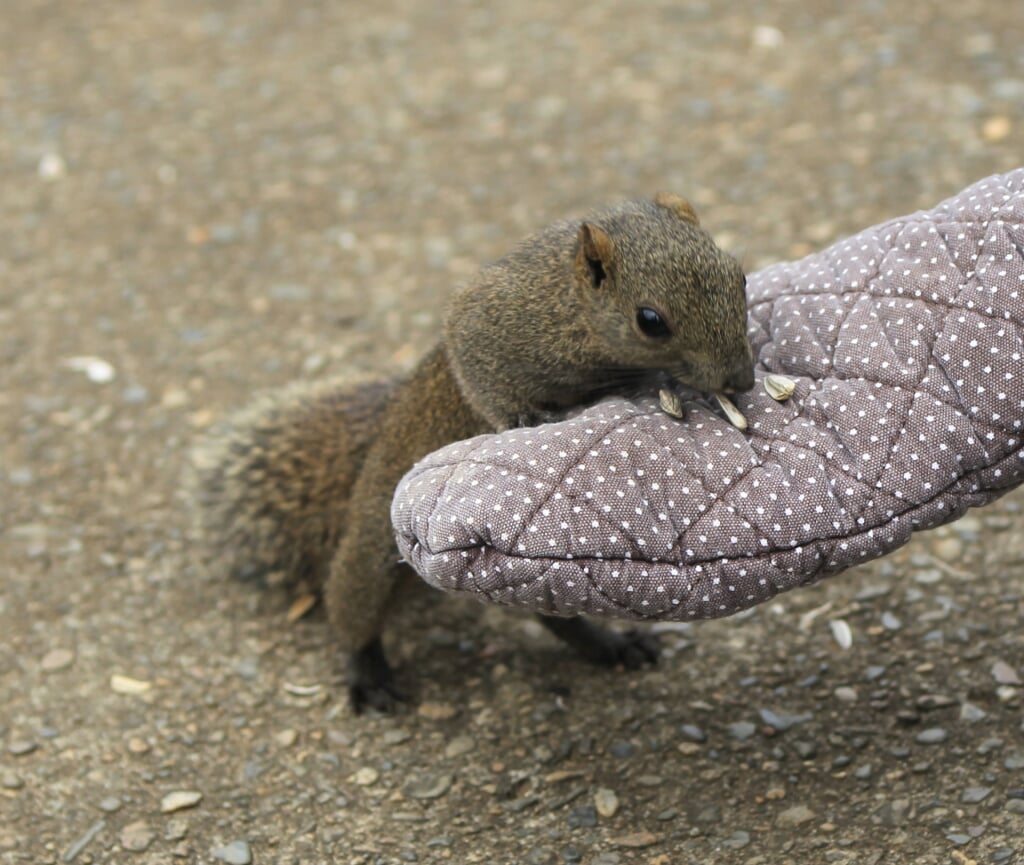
[{"x1": 392, "y1": 170, "x2": 1024, "y2": 621}]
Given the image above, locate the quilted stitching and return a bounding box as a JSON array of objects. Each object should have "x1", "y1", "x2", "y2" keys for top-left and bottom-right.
[{"x1": 392, "y1": 171, "x2": 1024, "y2": 622}]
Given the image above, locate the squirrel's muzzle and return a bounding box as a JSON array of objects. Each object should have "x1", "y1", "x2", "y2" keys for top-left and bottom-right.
[{"x1": 723, "y1": 357, "x2": 756, "y2": 394}]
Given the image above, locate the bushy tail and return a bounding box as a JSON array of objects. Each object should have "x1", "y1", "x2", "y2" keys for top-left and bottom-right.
[{"x1": 187, "y1": 377, "x2": 395, "y2": 589}]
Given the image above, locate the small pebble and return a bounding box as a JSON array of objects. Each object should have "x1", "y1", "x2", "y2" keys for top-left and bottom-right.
[
  {"x1": 916, "y1": 728, "x2": 948, "y2": 745},
  {"x1": 353, "y1": 767, "x2": 379, "y2": 786},
  {"x1": 721, "y1": 830, "x2": 751, "y2": 849},
  {"x1": 873, "y1": 799, "x2": 911, "y2": 826},
  {"x1": 996, "y1": 685, "x2": 1019, "y2": 703},
  {"x1": 8, "y1": 741, "x2": 38, "y2": 757},
  {"x1": 864, "y1": 665, "x2": 887, "y2": 681},
  {"x1": 98, "y1": 796, "x2": 122, "y2": 813},
  {"x1": 915, "y1": 570, "x2": 943, "y2": 586},
  {"x1": 38, "y1": 152, "x2": 67, "y2": 180},
  {"x1": 793, "y1": 741, "x2": 818, "y2": 760},
  {"x1": 854, "y1": 764, "x2": 873, "y2": 779},
  {"x1": 758, "y1": 708, "x2": 812, "y2": 731},
  {"x1": 933, "y1": 537, "x2": 963, "y2": 561},
  {"x1": 40, "y1": 649, "x2": 75, "y2": 672},
  {"x1": 234, "y1": 659, "x2": 258, "y2": 680},
  {"x1": 834, "y1": 686, "x2": 858, "y2": 703},
  {"x1": 830, "y1": 619, "x2": 853, "y2": 649},
  {"x1": 991, "y1": 660, "x2": 1021, "y2": 685},
  {"x1": 524, "y1": 847, "x2": 555, "y2": 865},
  {"x1": 64, "y1": 355, "x2": 116, "y2": 384},
  {"x1": 679, "y1": 724, "x2": 706, "y2": 742},
  {"x1": 880, "y1": 612, "x2": 902, "y2": 630},
  {"x1": 121, "y1": 384, "x2": 149, "y2": 404},
  {"x1": 444, "y1": 735, "x2": 475, "y2": 758},
  {"x1": 417, "y1": 702, "x2": 458, "y2": 720},
  {"x1": 992, "y1": 847, "x2": 1017, "y2": 863},
  {"x1": 160, "y1": 790, "x2": 203, "y2": 813},
  {"x1": 982, "y1": 115, "x2": 1012, "y2": 143},
  {"x1": 728, "y1": 721, "x2": 756, "y2": 741},
  {"x1": 594, "y1": 788, "x2": 619, "y2": 818},
  {"x1": 752, "y1": 24, "x2": 784, "y2": 48},
  {"x1": 960, "y1": 703, "x2": 987, "y2": 723},
  {"x1": 855, "y1": 584, "x2": 892, "y2": 601},
  {"x1": 776, "y1": 804, "x2": 815, "y2": 826},
  {"x1": 382, "y1": 729, "x2": 411, "y2": 746},
  {"x1": 960, "y1": 786, "x2": 992, "y2": 803},
  {"x1": 1005, "y1": 799, "x2": 1024, "y2": 814},
  {"x1": 165, "y1": 819, "x2": 188, "y2": 841},
  {"x1": 211, "y1": 841, "x2": 253, "y2": 864},
  {"x1": 567, "y1": 806, "x2": 598, "y2": 828},
  {"x1": 1003, "y1": 752, "x2": 1024, "y2": 770},
  {"x1": 403, "y1": 772, "x2": 453, "y2": 800},
  {"x1": 274, "y1": 729, "x2": 298, "y2": 748},
  {"x1": 110, "y1": 674, "x2": 151, "y2": 695},
  {"x1": 2, "y1": 772, "x2": 24, "y2": 790},
  {"x1": 917, "y1": 694, "x2": 956, "y2": 710},
  {"x1": 608, "y1": 832, "x2": 657, "y2": 849},
  {"x1": 609, "y1": 741, "x2": 636, "y2": 758},
  {"x1": 120, "y1": 820, "x2": 155, "y2": 852}
]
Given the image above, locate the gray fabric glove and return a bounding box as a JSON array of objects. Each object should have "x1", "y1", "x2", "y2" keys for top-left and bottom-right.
[{"x1": 392, "y1": 169, "x2": 1024, "y2": 621}]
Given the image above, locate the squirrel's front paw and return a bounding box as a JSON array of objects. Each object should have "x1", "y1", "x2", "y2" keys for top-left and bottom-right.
[
  {"x1": 516, "y1": 409, "x2": 560, "y2": 429},
  {"x1": 348, "y1": 638, "x2": 408, "y2": 714}
]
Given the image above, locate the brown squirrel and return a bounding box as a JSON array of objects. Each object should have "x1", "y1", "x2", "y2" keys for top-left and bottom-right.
[{"x1": 190, "y1": 193, "x2": 754, "y2": 712}]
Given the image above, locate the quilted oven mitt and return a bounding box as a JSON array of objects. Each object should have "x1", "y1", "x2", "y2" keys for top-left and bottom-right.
[{"x1": 392, "y1": 170, "x2": 1024, "y2": 622}]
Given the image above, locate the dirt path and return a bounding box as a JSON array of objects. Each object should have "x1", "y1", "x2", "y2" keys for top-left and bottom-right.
[{"x1": 2, "y1": 2, "x2": 1022, "y2": 863}]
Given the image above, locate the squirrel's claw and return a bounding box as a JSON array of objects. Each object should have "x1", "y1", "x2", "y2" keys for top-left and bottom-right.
[
  {"x1": 608, "y1": 629, "x2": 661, "y2": 669},
  {"x1": 538, "y1": 615, "x2": 660, "y2": 669}
]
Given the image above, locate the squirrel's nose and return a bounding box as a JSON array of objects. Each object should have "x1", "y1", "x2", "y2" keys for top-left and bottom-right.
[{"x1": 725, "y1": 360, "x2": 755, "y2": 393}]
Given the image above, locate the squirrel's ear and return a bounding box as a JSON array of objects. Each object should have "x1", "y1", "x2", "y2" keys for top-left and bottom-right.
[
  {"x1": 654, "y1": 192, "x2": 700, "y2": 226},
  {"x1": 576, "y1": 222, "x2": 615, "y2": 289}
]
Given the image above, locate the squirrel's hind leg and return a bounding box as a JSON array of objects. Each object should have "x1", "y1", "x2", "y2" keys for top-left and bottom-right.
[
  {"x1": 348, "y1": 636, "x2": 407, "y2": 713},
  {"x1": 324, "y1": 486, "x2": 411, "y2": 713}
]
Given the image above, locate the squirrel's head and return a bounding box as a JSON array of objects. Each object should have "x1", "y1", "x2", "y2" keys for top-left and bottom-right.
[{"x1": 572, "y1": 192, "x2": 754, "y2": 395}]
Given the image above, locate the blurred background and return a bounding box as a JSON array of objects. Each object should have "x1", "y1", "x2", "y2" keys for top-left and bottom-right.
[{"x1": 2, "y1": 2, "x2": 1022, "y2": 863}]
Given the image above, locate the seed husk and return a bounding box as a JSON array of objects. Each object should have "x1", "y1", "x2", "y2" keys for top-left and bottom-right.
[
  {"x1": 713, "y1": 392, "x2": 748, "y2": 430},
  {"x1": 764, "y1": 374, "x2": 796, "y2": 402},
  {"x1": 659, "y1": 388, "x2": 685, "y2": 418}
]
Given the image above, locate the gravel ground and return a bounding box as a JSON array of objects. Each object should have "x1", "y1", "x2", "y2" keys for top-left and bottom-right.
[{"x1": 2, "y1": 2, "x2": 1023, "y2": 863}]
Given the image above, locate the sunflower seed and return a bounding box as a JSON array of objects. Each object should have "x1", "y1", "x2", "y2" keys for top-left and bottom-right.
[
  {"x1": 713, "y1": 393, "x2": 748, "y2": 430},
  {"x1": 658, "y1": 388, "x2": 685, "y2": 418},
  {"x1": 764, "y1": 374, "x2": 796, "y2": 402}
]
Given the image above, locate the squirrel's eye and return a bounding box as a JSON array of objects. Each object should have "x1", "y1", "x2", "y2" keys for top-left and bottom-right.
[{"x1": 636, "y1": 307, "x2": 671, "y2": 338}]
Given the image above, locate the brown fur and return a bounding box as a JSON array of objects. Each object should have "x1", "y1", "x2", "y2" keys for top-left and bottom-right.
[{"x1": 190, "y1": 195, "x2": 753, "y2": 709}]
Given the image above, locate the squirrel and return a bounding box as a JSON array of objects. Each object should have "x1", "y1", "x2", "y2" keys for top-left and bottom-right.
[{"x1": 190, "y1": 192, "x2": 755, "y2": 712}]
